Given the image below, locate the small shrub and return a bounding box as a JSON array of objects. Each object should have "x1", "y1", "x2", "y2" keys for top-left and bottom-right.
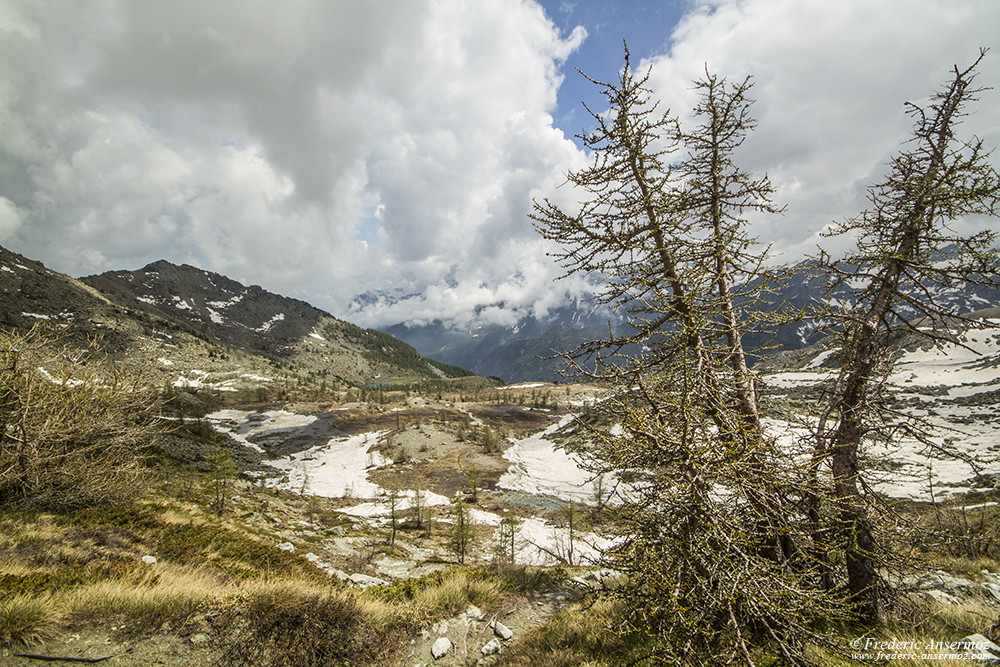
[
  {"x1": 220, "y1": 585, "x2": 405, "y2": 666},
  {"x1": 0, "y1": 594, "x2": 58, "y2": 649},
  {"x1": 0, "y1": 325, "x2": 160, "y2": 511},
  {"x1": 410, "y1": 571, "x2": 504, "y2": 620}
]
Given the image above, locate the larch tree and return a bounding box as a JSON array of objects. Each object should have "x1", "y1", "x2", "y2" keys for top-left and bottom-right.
[
  {"x1": 531, "y1": 48, "x2": 845, "y2": 665},
  {"x1": 812, "y1": 49, "x2": 1000, "y2": 622}
]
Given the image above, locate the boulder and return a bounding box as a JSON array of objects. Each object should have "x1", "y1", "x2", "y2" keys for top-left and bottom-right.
[{"x1": 493, "y1": 621, "x2": 513, "y2": 641}]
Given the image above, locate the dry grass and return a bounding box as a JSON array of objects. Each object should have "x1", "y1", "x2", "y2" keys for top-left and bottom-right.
[
  {"x1": 61, "y1": 562, "x2": 230, "y2": 625},
  {"x1": 409, "y1": 570, "x2": 506, "y2": 620},
  {"x1": 496, "y1": 598, "x2": 655, "y2": 667},
  {"x1": 0, "y1": 594, "x2": 59, "y2": 649},
  {"x1": 219, "y1": 578, "x2": 411, "y2": 666}
]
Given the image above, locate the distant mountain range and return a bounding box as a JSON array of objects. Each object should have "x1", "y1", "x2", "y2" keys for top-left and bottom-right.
[
  {"x1": 371, "y1": 259, "x2": 1000, "y2": 383},
  {"x1": 4, "y1": 242, "x2": 995, "y2": 387},
  {"x1": 382, "y1": 302, "x2": 622, "y2": 383}
]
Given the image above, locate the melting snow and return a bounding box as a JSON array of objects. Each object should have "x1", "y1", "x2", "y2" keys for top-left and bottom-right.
[
  {"x1": 173, "y1": 370, "x2": 238, "y2": 392},
  {"x1": 498, "y1": 382, "x2": 547, "y2": 390},
  {"x1": 762, "y1": 319, "x2": 1000, "y2": 500},
  {"x1": 499, "y1": 415, "x2": 613, "y2": 505},
  {"x1": 207, "y1": 293, "x2": 245, "y2": 309},
  {"x1": 270, "y1": 431, "x2": 390, "y2": 498},
  {"x1": 339, "y1": 490, "x2": 452, "y2": 517},
  {"x1": 887, "y1": 321, "x2": 1000, "y2": 387},
  {"x1": 804, "y1": 349, "x2": 837, "y2": 369}
]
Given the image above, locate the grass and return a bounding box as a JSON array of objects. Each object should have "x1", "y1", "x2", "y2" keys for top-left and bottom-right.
[
  {"x1": 219, "y1": 578, "x2": 407, "y2": 666},
  {"x1": 496, "y1": 598, "x2": 658, "y2": 667},
  {"x1": 2, "y1": 407, "x2": 996, "y2": 665},
  {"x1": 0, "y1": 594, "x2": 59, "y2": 649},
  {"x1": 0, "y1": 495, "x2": 527, "y2": 665},
  {"x1": 62, "y1": 563, "x2": 229, "y2": 626}
]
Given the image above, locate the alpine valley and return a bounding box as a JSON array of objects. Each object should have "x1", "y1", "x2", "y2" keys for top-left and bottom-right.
[{"x1": 3, "y1": 242, "x2": 1000, "y2": 665}]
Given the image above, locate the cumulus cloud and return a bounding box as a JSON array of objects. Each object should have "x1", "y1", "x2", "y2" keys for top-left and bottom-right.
[
  {"x1": 1, "y1": 0, "x2": 997, "y2": 330},
  {"x1": 0, "y1": 0, "x2": 587, "y2": 324},
  {"x1": 642, "y1": 0, "x2": 1000, "y2": 262}
]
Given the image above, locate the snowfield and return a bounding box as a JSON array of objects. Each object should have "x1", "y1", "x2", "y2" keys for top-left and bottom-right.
[
  {"x1": 499, "y1": 414, "x2": 615, "y2": 505},
  {"x1": 268, "y1": 431, "x2": 391, "y2": 498},
  {"x1": 762, "y1": 319, "x2": 1000, "y2": 500}
]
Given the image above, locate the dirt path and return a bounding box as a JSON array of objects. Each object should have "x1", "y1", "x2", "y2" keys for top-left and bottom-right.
[
  {"x1": 5, "y1": 585, "x2": 577, "y2": 667},
  {"x1": 404, "y1": 584, "x2": 578, "y2": 666}
]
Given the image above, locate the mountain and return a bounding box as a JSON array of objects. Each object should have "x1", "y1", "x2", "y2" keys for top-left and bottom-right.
[
  {"x1": 81, "y1": 260, "x2": 473, "y2": 385},
  {"x1": 375, "y1": 257, "x2": 1000, "y2": 383},
  {"x1": 0, "y1": 244, "x2": 135, "y2": 350},
  {"x1": 380, "y1": 300, "x2": 631, "y2": 383},
  {"x1": 0, "y1": 245, "x2": 470, "y2": 391},
  {"x1": 84, "y1": 260, "x2": 340, "y2": 358}
]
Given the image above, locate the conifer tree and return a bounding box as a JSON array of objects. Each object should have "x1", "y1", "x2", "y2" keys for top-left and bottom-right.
[
  {"x1": 532, "y1": 48, "x2": 842, "y2": 664},
  {"x1": 812, "y1": 49, "x2": 999, "y2": 621}
]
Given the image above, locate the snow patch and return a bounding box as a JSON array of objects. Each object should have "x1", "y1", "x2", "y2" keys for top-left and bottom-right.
[
  {"x1": 499, "y1": 415, "x2": 615, "y2": 505},
  {"x1": 269, "y1": 431, "x2": 390, "y2": 498},
  {"x1": 256, "y1": 312, "x2": 285, "y2": 332},
  {"x1": 207, "y1": 293, "x2": 245, "y2": 309},
  {"x1": 804, "y1": 349, "x2": 837, "y2": 369},
  {"x1": 498, "y1": 382, "x2": 547, "y2": 390},
  {"x1": 339, "y1": 490, "x2": 452, "y2": 517}
]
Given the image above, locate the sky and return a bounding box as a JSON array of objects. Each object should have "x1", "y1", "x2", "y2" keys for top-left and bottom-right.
[{"x1": 2, "y1": 0, "x2": 998, "y2": 329}]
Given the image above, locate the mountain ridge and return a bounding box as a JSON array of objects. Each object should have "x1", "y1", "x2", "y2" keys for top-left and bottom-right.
[
  {"x1": 375, "y1": 257, "x2": 1000, "y2": 382},
  {"x1": 0, "y1": 245, "x2": 472, "y2": 389}
]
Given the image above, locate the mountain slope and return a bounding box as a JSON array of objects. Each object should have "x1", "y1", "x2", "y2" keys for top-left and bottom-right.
[
  {"x1": 1, "y1": 246, "x2": 469, "y2": 389},
  {"x1": 81, "y1": 260, "x2": 472, "y2": 384},
  {"x1": 382, "y1": 303, "x2": 629, "y2": 383}
]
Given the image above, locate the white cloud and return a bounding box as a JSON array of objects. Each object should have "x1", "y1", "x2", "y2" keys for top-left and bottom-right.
[
  {"x1": 1, "y1": 0, "x2": 587, "y2": 324},
  {"x1": 0, "y1": 196, "x2": 22, "y2": 237},
  {"x1": 1, "y1": 0, "x2": 997, "y2": 330},
  {"x1": 642, "y1": 0, "x2": 1000, "y2": 262}
]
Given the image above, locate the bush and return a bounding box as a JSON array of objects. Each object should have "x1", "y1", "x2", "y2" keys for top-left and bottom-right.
[
  {"x1": 0, "y1": 325, "x2": 160, "y2": 510},
  {"x1": 0, "y1": 594, "x2": 58, "y2": 649},
  {"x1": 220, "y1": 585, "x2": 404, "y2": 667}
]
